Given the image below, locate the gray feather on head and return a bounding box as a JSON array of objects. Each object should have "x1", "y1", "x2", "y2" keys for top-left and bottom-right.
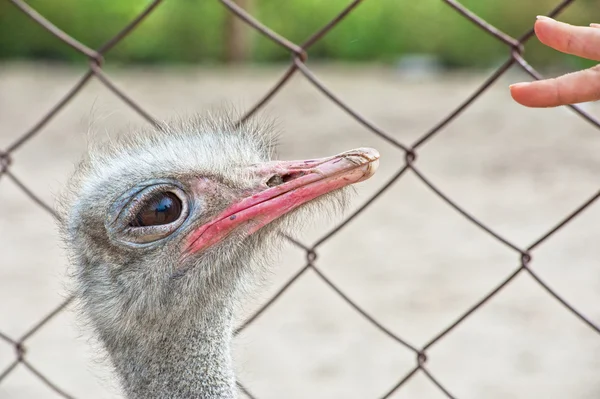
[
  {"x1": 57, "y1": 109, "x2": 376, "y2": 399},
  {"x1": 58, "y1": 109, "x2": 350, "y2": 341}
]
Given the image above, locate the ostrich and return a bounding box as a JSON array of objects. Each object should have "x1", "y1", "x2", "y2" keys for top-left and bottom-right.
[{"x1": 58, "y1": 113, "x2": 379, "y2": 399}]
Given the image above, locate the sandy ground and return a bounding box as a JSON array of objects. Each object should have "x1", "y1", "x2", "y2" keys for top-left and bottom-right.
[{"x1": 1, "y1": 62, "x2": 600, "y2": 399}]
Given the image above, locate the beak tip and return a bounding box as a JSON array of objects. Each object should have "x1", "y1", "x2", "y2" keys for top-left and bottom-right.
[
  {"x1": 358, "y1": 147, "x2": 381, "y2": 163},
  {"x1": 350, "y1": 147, "x2": 380, "y2": 182},
  {"x1": 358, "y1": 158, "x2": 379, "y2": 182}
]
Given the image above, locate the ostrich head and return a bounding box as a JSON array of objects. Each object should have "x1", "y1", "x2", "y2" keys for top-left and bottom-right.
[{"x1": 59, "y1": 113, "x2": 379, "y2": 397}]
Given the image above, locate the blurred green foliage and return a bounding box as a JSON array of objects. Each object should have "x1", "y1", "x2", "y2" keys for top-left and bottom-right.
[{"x1": 1, "y1": 0, "x2": 599, "y2": 68}]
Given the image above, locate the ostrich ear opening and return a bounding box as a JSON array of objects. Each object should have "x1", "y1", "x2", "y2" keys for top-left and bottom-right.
[{"x1": 182, "y1": 147, "x2": 380, "y2": 257}]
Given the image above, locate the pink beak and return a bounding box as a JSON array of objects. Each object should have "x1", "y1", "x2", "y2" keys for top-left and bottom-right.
[{"x1": 183, "y1": 147, "x2": 380, "y2": 256}]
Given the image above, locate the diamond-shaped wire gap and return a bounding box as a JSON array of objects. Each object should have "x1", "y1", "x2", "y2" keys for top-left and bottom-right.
[
  {"x1": 404, "y1": 1, "x2": 540, "y2": 150},
  {"x1": 421, "y1": 269, "x2": 600, "y2": 399},
  {"x1": 5, "y1": 0, "x2": 164, "y2": 153},
  {"x1": 315, "y1": 168, "x2": 519, "y2": 347},
  {"x1": 410, "y1": 58, "x2": 514, "y2": 150},
  {"x1": 422, "y1": 266, "x2": 523, "y2": 352},
  {"x1": 412, "y1": 0, "x2": 582, "y2": 151},
  {"x1": 512, "y1": 52, "x2": 600, "y2": 129},
  {"x1": 407, "y1": 60, "x2": 600, "y2": 251},
  {"x1": 292, "y1": 58, "x2": 411, "y2": 152},
  {"x1": 233, "y1": 0, "x2": 365, "y2": 123},
  {"x1": 410, "y1": 166, "x2": 523, "y2": 254},
  {"x1": 233, "y1": 268, "x2": 412, "y2": 399},
  {"x1": 311, "y1": 265, "x2": 418, "y2": 353}
]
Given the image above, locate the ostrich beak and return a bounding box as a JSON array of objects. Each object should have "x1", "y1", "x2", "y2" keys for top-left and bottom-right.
[{"x1": 183, "y1": 147, "x2": 380, "y2": 256}]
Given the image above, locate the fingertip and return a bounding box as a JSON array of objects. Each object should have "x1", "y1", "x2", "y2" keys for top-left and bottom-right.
[
  {"x1": 536, "y1": 15, "x2": 555, "y2": 22},
  {"x1": 509, "y1": 82, "x2": 530, "y2": 98},
  {"x1": 509, "y1": 82, "x2": 540, "y2": 107},
  {"x1": 508, "y1": 84, "x2": 524, "y2": 103},
  {"x1": 509, "y1": 82, "x2": 530, "y2": 90},
  {"x1": 533, "y1": 18, "x2": 553, "y2": 45}
]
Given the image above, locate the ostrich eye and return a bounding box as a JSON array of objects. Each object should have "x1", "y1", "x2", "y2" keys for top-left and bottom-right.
[
  {"x1": 130, "y1": 192, "x2": 183, "y2": 227},
  {"x1": 108, "y1": 183, "x2": 190, "y2": 245}
]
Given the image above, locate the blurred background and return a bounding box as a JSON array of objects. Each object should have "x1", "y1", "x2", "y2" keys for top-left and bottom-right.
[
  {"x1": 1, "y1": 0, "x2": 600, "y2": 68},
  {"x1": 2, "y1": 1, "x2": 600, "y2": 398}
]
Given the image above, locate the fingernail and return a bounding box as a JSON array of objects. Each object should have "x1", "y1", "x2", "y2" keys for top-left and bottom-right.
[
  {"x1": 509, "y1": 83, "x2": 530, "y2": 89},
  {"x1": 590, "y1": 23, "x2": 600, "y2": 28},
  {"x1": 536, "y1": 15, "x2": 555, "y2": 21}
]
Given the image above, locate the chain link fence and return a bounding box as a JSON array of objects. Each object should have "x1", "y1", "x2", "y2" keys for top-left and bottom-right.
[{"x1": 1, "y1": 0, "x2": 600, "y2": 398}]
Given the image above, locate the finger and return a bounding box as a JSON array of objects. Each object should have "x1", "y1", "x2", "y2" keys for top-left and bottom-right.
[
  {"x1": 510, "y1": 66, "x2": 600, "y2": 107},
  {"x1": 535, "y1": 16, "x2": 600, "y2": 61}
]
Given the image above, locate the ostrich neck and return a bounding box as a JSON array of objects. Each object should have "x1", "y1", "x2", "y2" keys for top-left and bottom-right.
[{"x1": 108, "y1": 319, "x2": 237, "y2": 399}]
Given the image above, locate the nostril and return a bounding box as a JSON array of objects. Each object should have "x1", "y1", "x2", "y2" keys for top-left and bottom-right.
[
  {"x1": 265, "y1": 171, "x2": 307, "y2": 187},
  {"x1": 266, "y1": 175, "x2": 283, "y2": 187}
]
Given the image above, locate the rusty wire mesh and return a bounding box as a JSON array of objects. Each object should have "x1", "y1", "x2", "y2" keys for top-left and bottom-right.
[{"x1": 1, "y1": 0, "x2": 600, "y2": 398}]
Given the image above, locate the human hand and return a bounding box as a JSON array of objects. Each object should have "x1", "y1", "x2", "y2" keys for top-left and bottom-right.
[{"x1": 510, "y1": 16, "x2": 600, "y2": 107}]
